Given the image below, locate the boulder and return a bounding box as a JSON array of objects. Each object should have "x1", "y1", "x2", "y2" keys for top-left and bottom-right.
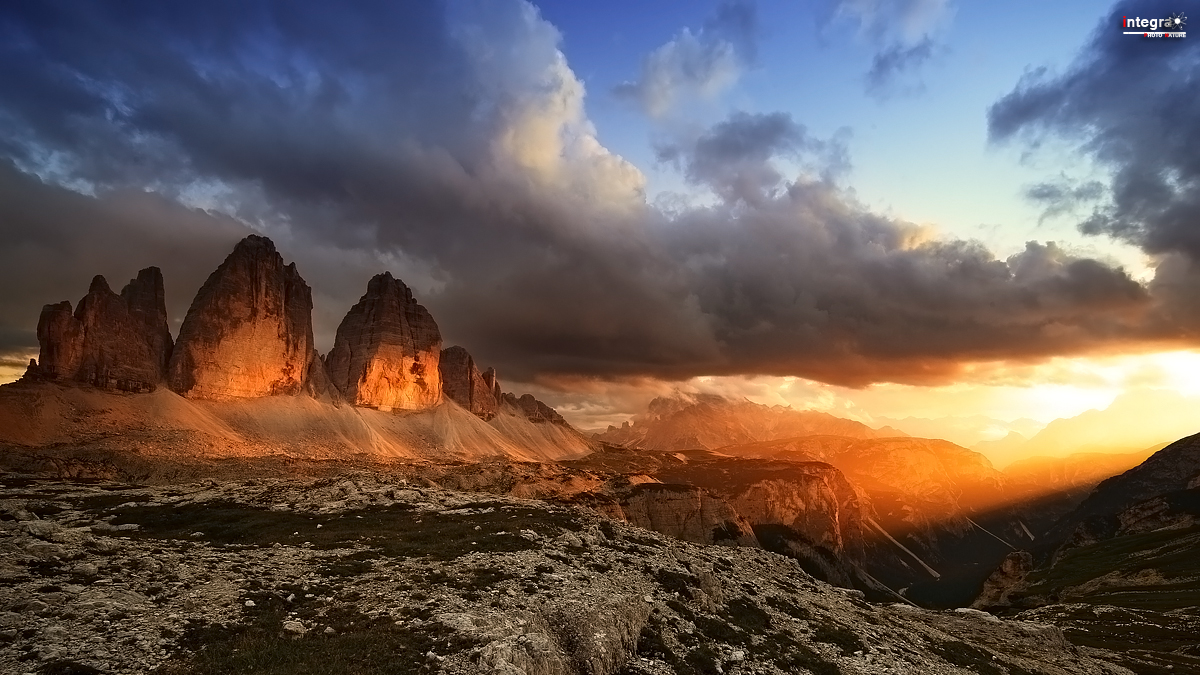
[
  {"x1": 31, "y1": 268, "x2": 173, "y2": 392},
  {"x1": 439, "y1": 346, "x2": 499, "y2": 419},
  {"x1": 168, "y1": 235, "x2": 316, "y2": 399},
  {"x1": 326, "y1": 272, "x2": 442, "y2": 410}
]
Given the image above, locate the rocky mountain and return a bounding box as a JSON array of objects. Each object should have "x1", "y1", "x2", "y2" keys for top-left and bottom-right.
[
  {"x1": 502, "y1": 392, "x2": 569, "y2": 426},
  {"x1": 879, "y1": 415, "x2": 1045, "y2": 450},
  {"x1": 25, "y1": 268, "x2": 172, "y2": 392},
  {"x1": 1002, "y1": 446, "x2": 1164, "y2": 496},
  {"x1": 998, "y1": 389, "x2": 1200, "y2": 464},
  {"x1": 0, "y1": 235, "x2": 598, "y2": 468},
  {"x1": 972, "y1": 433, "x2": 1200, "y2": 651},
  {"x1": 1046, "y1": 432, "x2": 1200, "y2": 551},
  {"x1": 168, "y1": 235, "x2": 318, "y2": 399},
  {"x1": 440, "y1": 345, "x2": 499, "y2": 419},
  {"x1": 973, "y1": 431, "x2": 1032, "y2": 467},
  {"x1": 326, "y1": 272, "x2": 442, "y2": 411},
  {"x1": 595, "y1": 393, "x2": 903, "y2": 452}
]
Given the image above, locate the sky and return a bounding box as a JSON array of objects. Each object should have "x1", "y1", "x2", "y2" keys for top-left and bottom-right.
[{"x1": 1, "y1": 0, "x2": 1199, "y2": 440}]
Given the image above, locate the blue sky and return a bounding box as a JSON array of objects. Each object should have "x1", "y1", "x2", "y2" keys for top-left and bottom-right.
[{"x1": 539, "y1": 0, "x2": 1136, "y2": 264}]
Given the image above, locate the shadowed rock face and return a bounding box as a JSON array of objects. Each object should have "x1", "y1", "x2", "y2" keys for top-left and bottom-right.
[
  {"x1": 440, "y1": 346, "x2": 499, "y2": 419},
  {"x1": 31, "y1": 268, "x2": 173, "y2": 392},
  {"x1": 168, "y1": 235, "x2": 315, "y2": 399},
  {"x1": 326, "y1": 272, "x2": 442, "y2": 411}
]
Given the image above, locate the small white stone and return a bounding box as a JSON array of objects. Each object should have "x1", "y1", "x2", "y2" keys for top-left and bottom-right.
[{"x1": 244, "y1": 600, "x2": 256, "y2": 607}]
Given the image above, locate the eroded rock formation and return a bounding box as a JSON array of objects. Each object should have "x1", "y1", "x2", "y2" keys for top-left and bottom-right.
[
  {"x1": 28, "y1": 268, "x2": 173, "y2": 392},
  {"x1": 326, "y1": 272, "x2": 442, "y2": 410},
  {"x1": 439, "y1": 346, "x2": 499, "y2": 419},
  {"x1": 168, "y1": 235, "x2": 316, "y2": 399},
  {"x1": 501, "y1": 393, "x2": 568, "y2": 426}
]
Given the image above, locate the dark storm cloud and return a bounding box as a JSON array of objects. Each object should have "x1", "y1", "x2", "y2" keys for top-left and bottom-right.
[
  {"x1": 989, "y1": 0, "x2": 1200, "y2": 259},
  {"x1": 0, "y1": 160, "x2": 252, "y2": 361},
  {"x1": 0, "y1": 0, "x2": 1194, "y2": 389}
]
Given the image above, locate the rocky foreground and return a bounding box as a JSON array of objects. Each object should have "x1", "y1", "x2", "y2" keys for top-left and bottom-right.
[{"x1": 0, "y1": 474, "x2": 1133, "y2": 675}]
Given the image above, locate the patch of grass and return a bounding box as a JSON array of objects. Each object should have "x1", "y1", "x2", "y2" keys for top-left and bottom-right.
[
  {"x1": 107, "y1": 500, "x2": 586, "y2": 561},
  {"x1": 1023, "y1": 524, "x2": 1200, "y2": 611},
  {"x1": 161, "y1": 586, "x2": 475, "y2": 675}
]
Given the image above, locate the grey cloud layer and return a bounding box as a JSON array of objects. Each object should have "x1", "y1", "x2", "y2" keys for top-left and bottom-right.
[{"x1": 0, "y1": 0, "x2": 1193, "y2": 388}]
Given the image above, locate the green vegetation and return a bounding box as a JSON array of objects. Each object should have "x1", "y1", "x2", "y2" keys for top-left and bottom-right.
[
  {"x1": 158, "y1": 592, "x2": 471, "y2": 675},
  {"x1": 104, "y1": 500, "x2": 586, "y2": 561},
  {"x1": 1020, "y1": 524, "x2": 1200, "y2": 611}
]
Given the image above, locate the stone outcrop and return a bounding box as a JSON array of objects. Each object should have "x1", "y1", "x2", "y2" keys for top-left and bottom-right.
[
  {"x1": 168, "y1": 235, "x2": 316, "y2": 399},
  {"x1": 501, "y1": 393, "x2": 568, "y2": 426},
  {"x1": 326, "y1": 272, "x2": 442, "y2": 411},
  {"x1": 614, "y1": 484, "x2": 760, "y2": 548},
  {"x1": 28, "y1": 268, "x2": 173, "y2": 392},
  {"x1": 439, "y1": 346, "x2": 499, "y2": 419},
  {"x1": 972, "y1": 551, "x2": 1034, "y2": 610}
]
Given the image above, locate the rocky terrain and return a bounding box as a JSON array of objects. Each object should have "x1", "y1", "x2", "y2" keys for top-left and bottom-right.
[
  {"x1": 0, "y1": 473, "x2": 1137, "y2": 675},
  {"x1": 326, "y1": 273, "x2": 443, "y2": 411}
]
